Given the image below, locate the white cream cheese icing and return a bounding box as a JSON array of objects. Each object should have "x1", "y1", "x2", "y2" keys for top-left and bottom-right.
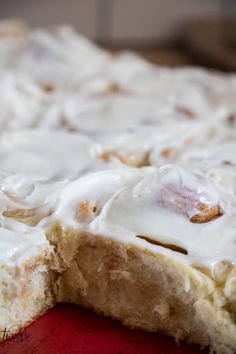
[
  {"x1": 0, "y1": 70, "x2": 49, "y2": 130},
  {"x1": 0, "y1": 130, "x2": 105, "y2": 181},
  {"x1": 0, "y1": 225, "x2": 50, "y2": 266},
  {"x1": 89, "y1": 165, "x2": 235, "y2": 267},
  {"x1": 17, "y1": 26, "x2": 111, "y2": 87},
  {"x1": 41, "y1": 168, "x2": 149, "y2": 229},
  {"x1": 0, "y1": 22, "x2": 235, "y2": 273}
]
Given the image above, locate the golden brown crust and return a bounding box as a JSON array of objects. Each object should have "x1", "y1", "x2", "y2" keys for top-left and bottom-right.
[
  {"x1": 2, "y1": 208, "x2": 52, "y2": 226},
  {"x1": 99, "y1": 150, "x2": 150, "y2": 167},
  {"x1": 190, "y1": 204, "x2": 222, "y2": 224}
]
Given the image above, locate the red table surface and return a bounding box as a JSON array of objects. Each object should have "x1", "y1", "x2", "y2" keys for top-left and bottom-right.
[{"x1": 0, "y1": 303, "x2": 207, "y2": 354}]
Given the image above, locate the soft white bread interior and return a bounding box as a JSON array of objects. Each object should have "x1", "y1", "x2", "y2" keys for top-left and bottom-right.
[
  {"x1": 0, "y1": 228, "x2": 55, "y2": 339},
  {"x1": 47, "y1": 223, "x2": 236, "y2": 354},
  {"x1": 0, "y1": 255, "x2": 55, "y2": 336}
]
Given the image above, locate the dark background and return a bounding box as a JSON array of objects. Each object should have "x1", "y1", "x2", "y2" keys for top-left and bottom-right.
[{"x1": 1, "y1": 0, "x2": 235, "y2": 69}]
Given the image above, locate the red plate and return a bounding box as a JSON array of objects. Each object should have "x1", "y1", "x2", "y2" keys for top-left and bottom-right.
[{"x1": 0, "y1": 303, "x2": 207, "y2": 354}]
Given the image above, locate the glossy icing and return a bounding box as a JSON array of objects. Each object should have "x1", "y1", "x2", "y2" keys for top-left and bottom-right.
[{"x1": 0, "y1": 21, "x2": 236, "y2": 271}]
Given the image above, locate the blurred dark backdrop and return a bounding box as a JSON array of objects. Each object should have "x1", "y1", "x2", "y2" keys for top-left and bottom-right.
[{"x1": 0, "y1": 0, "x2": 235, "y2": 69}]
